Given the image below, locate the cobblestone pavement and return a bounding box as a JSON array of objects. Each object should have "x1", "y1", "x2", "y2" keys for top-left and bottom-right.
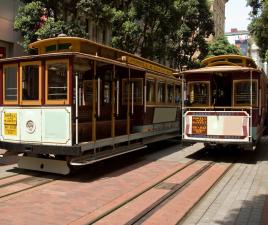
[{"x1": 180, "y1": 135, "x2": 268, "y2": 225}]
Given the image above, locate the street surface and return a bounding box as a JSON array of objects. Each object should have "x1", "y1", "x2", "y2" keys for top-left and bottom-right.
[{"x1": 0, "y1": 137, "x2": 268, "y2": 225}]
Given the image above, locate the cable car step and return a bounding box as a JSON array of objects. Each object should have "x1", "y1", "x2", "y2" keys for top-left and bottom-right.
[
  {"x1": 18, "y1": 156, "x2": 70, "y2": 175},
  {"x1": 70, "y1": 144, "x2": 147, "y2": 166}
]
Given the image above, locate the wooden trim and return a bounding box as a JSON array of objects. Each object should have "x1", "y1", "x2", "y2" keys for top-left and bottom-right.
[
  {"x1": 0, "y1": 65, "x2": 3, "y2": 105},
  {"x1": 69, "y1": 57, "x2": 73, "y2": 105},
  {"x1": 45, "y1": 59, "x2": 70, "y2": 105},
  {"x1": 3, "y1": 63, "x2": 19, "y2": 105},
  {"x1": 19, "y1": 61, "x2": 42, "y2": 105}
]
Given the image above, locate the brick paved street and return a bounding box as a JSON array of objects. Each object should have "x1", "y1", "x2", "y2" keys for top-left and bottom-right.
[
  {"x1": 181, "y1": 135, "x2": 268, "y2": 225},
  {"x1": 1, "y1": 138, "x2": 268, "y2": 225}
]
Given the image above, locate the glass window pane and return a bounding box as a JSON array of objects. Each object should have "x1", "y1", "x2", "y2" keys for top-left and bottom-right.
[
  {"x1": 175, "y1": 85, "x2": 181, "y2": 104},
  {"x1": 167, "y1": 84, "x2": 174, "y2": 103},
  {"x1": 22, "y1": 65, "x2": 39, "y2": 100},
  {"x1": 4, "y1": 66, "x2": 17, "y2": 101},
  {"x1": 157, "y1": 82, "x2": 166, "y2": 103},
  {"x1": 188, "y1": 82, "x2": 209, "y2": 105},
  {"x1": 146, "y1": 79, "x2": 155, "y2": 103},
  {"x1": 234, "y1": 81, "x2": 257, "y2": 105},
  {"x1": 47, "y1": 62, "x2": 67, "y2": 100},
  {"x1": 133, "y1": 80, "x2": 143, "y2": 104}
]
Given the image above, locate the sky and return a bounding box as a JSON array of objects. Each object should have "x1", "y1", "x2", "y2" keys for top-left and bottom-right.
[{"x1": 225, "y1": 0, "x2": 251, "y2": 32}]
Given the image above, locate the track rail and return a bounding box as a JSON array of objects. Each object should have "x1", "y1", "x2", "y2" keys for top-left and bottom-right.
[
  {"x1": 0, "y1": 173, "x2": 60, "y2": 199},
  {"x1": 124, "y1": 162, "x2": 215, "y2": 225},
  {"x1": 84, "y1": 160, "x2": 227, "y2": 225}
]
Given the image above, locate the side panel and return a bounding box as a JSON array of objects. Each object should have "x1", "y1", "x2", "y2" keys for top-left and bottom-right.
[
  {"x1": 183, "y1": 111, "x2": 250, "y2": 143},
  {"x1": 153, "y1": 107, "x2": 177, "y2": 123},
  {"x1": 0, "y1": 106, "x2": 72, "y2": 146},
  {"x1": 41, "y1": 107, "x2": 72, "y2": 146},
  {"x1": 20, "y1": 108, "x2": 42, "y2": 142}
]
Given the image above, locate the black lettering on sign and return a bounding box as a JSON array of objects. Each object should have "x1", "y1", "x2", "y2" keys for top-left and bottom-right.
[{"x1": 192, "y1": 116, "x2": 207, "y2": 135}]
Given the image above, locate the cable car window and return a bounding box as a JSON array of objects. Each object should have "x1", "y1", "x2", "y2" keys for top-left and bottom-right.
[
  {"x1": 157, "y1": 81, "x2": 166, "y2": 103},
  {"x1": 133, "y1": 79, "x2": 143, "y2": 104},
  {"x1": 234, "y1": 80, "x2": 257, "y2": 106},
  {"x1": 167, "y1": 83, "x2": 174, "y2": 103},
  {"x1": 175, "y1": 84, "x2": 181, "y2": 104},
  {"x1": 146, "y1": 79, "x2": 155, "y2": 103},
  {"x1": 22, "y1": 64, "x2": 39, "y2": 101},
  {"x1": 46, "y1": 60, "x2": 69, "y2": 103},
  {"x1": 122, "y1": 78, "x2": 143, "y2": 105},
  {"x1": 188, "y1": 82, "x2": 209, "y2": 106},
  {"x1": 4, "y1": 65, "x2": 18, "y2": 102}
]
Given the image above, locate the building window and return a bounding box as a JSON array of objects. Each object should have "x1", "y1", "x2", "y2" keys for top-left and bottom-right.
[{"x1": 0, "y1": 47, "x2": 6, "y2": 59}]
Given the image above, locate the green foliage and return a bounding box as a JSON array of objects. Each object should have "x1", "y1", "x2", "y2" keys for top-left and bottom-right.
[
  {"x1": 248, "y1": 1, "x2": 268, "y2": 61},
  {"x1": 207, "y1": 36, "x2": 241, "y2": 57},
  {"x1": 14, "y1": 1, "x2": 43, "y2": 50},
  {"x1": 77, "y1": 0, "x2": 214, "y2": 68},
  {"x1": 14, "y1": 0, "x2": 87, "y2": 52},
  {"x1": 15, "y1": 0, "x2": 214, "y2": 68}
]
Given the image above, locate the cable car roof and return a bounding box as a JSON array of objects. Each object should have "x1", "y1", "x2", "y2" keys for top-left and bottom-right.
[
  {"x1": 181, "y1": 65, "x2": 261, "y2": 75},
  {"x1": 28, "y1": 36, "x2": 175, "y2": 76}
]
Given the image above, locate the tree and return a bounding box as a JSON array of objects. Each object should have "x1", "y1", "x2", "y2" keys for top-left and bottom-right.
[
  {"x1": 77, "y1": 0, "x2": 214, "y2": 68},
  {"x1": 14, "y1": 0, "x2": 87, "y2": 52},
  {"x1": 207, "y1": 36, "x2": 241, "y2": 57},
  {"x1": 15, "y1": 0, "x2": 214, "y2": 69},
  {"x1": 248, "y1": 0, "x2": 268, "y2": 61}
]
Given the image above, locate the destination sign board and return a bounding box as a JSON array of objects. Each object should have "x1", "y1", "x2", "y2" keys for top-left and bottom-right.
[{"x1": 192, "y1": 116, "x2": 207, "y2": 135}]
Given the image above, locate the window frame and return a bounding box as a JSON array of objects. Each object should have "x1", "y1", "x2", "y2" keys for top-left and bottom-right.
[
  {"x1": 20, "y1": 61, "x2": 42, "y2": 105},
  {"x1": 187, "y1": 81, "x2": 211, "y2": 106},
  {"x1": 122, "y1": 78, "x2": 144, "y2": 105},
  {"x1": 157, "y1": 80, "x2": 167, "y2": 104},
  {"x1": 3, "y1": 63, "x2": 19, "y2": 105},
  {"x1": 145, "y1": 77, "x2": 156, "y2": 105},
  {"x1": 167, "y1": 82, "x2": 175, "y2": 104},
  {"x1": 174, "y1": 82, "x2": 182, "y2": 105},
  {"x1": 233, "y1": 79, "x2": 258, "y2": 107},
  {"x1": 45, "y1": 59, "x2": 70, "y2": 105}
]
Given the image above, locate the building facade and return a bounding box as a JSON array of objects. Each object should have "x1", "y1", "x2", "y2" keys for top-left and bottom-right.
[
  {"x1": 0, "y1": 0, "x2": 25, "y2": 58},
  {"x1": 208, "y1": 0, "x2": 228, "y2": 38}
]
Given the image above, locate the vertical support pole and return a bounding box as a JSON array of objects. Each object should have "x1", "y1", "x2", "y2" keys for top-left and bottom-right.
[
  {"x1": 131, "y1": 82, "x2": 134, "y2": 115},
  {"x1": 112, "y1": 65, "x2": 115, "y2": 138},
  {"x1": 92, "y1": 61, "x2": 96, "y2": 142},
  {"x1": 75, "y1": 73, "x2": 79, "y2": 145},
  {"x1": 127, "y1": 68, "x2": 130, "y2": 135},
  {"x1": 181, "y1": 74, "x2": 185, "y2": 139},
  {"x1": 250, "y1": 69, "x2": 253, "y2": 142},
  {"x1": 144, "y1": 80, "x2": 147, "y2": 113},
  {"x1": 116, "y1": 80, "x2": 119, "y2": 116},
  {"x1": 97, "y1": 77, "x2": 100, "y2": 117}
]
